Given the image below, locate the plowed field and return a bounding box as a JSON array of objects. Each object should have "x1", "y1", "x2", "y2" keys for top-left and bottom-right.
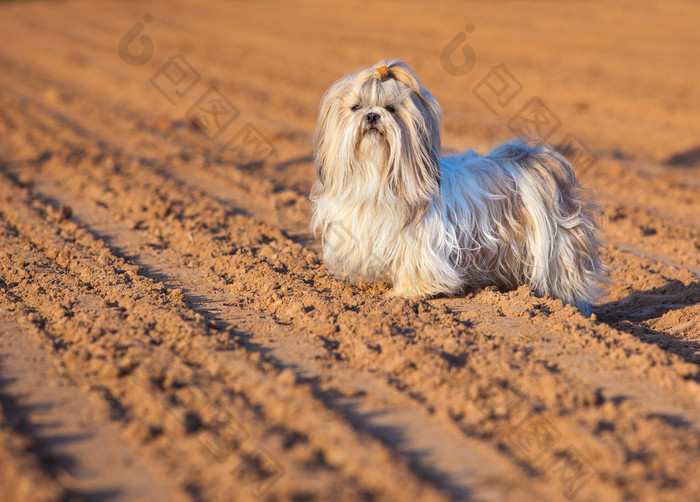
[{"x1": 1, "y1": 1, "x2": 699, "y2": 501}]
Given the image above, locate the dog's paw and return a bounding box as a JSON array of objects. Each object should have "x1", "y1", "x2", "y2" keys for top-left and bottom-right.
[{"x1": 385, "y1": 287, "x2": 420, "y2": 299}]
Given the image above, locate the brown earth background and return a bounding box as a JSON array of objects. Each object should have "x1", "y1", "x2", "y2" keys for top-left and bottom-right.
[{"x1": 0, "y1": 0, "x2": 699, "y2": 501}]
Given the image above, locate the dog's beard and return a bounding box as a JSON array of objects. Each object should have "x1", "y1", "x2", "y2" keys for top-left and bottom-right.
[
  {"x1": 360, "y1": 121, "x2": 385, "y2": 141},
  {"x1": 357, "y1": 122, "x2": 390, "y2": 180}
]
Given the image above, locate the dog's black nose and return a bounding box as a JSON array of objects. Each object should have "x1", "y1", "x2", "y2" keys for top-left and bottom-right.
[{"x1": 365, "y1": 112, "x2": 380, "y2": 124}]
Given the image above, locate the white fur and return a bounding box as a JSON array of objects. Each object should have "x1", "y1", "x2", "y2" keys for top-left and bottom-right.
[{"x1": 311, "y1": 60, "x2": 607, "y2": 313}]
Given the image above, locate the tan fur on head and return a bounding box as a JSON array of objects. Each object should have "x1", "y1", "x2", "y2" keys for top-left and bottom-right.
[{"x1": 311, "y1": 60, "x2": 607, "y2": 314}]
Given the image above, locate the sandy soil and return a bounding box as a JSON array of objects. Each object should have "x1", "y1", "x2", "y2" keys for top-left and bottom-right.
[{"x1": 0, "y1": 0, "x2": 699, "y2": 500}]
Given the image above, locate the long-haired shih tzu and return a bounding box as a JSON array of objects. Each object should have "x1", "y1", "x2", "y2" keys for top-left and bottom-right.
[{"x1": 311, "y1": 60, "x2": 606, "y2": 313}]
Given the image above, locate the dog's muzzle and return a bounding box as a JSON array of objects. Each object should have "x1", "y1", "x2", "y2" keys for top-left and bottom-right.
[{"x1": 362, "y1": 112, "x2": 384, "y2": 137}]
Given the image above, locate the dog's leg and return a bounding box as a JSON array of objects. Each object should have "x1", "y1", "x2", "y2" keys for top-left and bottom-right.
[{"x1": 387, "y1": 236, "x2": 463, "y2": 299}]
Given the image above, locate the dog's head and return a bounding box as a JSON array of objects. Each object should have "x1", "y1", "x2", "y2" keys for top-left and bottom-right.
[{"x1": 313, "y1": 60, "x2": 441, "y2": 210}]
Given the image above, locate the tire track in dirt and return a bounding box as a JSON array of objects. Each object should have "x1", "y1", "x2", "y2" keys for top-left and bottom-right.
[
  {"x1": 0, "y1": 309, "x2": 177, "y2": 501},
  {"x1": 0, "y1": 324, "x2": 70, "y2": 502}
]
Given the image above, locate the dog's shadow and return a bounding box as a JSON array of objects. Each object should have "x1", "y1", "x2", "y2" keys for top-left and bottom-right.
[{"x1": 595, "y1": 279, "x2": 700, "y2": 365}]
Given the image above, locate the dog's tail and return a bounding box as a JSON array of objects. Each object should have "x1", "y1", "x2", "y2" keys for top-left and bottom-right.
[{"x1": 488, "y1": 141, "x2": 608, "y2": 313}]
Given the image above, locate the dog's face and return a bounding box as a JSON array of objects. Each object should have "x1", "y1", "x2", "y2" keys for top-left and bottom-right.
[{"x1": 313, "y1": 61, "x2": 442, "y2": 210}]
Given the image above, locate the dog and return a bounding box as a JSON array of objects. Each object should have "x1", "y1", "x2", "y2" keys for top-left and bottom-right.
[{"x1": 310, "y1": 60, "x2": 606, "y2": 313}]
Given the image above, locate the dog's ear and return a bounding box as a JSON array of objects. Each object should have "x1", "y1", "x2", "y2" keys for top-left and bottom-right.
[
  {"x1": 380, "y1": 61, "x2": 442, "y2": 216},
  {"x1": 383, "y1": 61, "x2": 441, "y2": 147},
  {"x1": 313, "y1": 76, "x2": 352, "y2": 187}
]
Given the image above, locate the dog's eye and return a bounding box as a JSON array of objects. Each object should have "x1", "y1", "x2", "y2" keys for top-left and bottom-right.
[
  {"x1": 385, "y1": 105, "x2": 396, "y2": 113},
  {"x1": 351, "y1": 104, "x2": 360, "y2": 111}
]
